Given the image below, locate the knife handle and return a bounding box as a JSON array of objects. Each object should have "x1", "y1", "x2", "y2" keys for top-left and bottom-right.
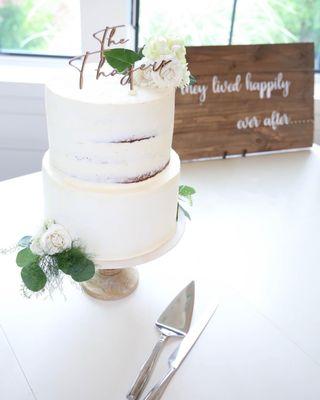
[
  {"x1": 142, "y1": 367, "x2": 176, "y2": 400},
  {"x1": 127, "y1": 333, "x2": 168, "y2": 400}
]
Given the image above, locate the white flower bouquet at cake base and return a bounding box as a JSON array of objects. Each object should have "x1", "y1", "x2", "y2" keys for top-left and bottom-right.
[{"x1": 16, "y1": 220, "x2": 95, "y2": 295}]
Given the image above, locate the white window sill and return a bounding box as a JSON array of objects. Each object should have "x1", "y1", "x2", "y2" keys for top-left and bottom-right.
[{"x1": 0, "y1": 55, "x2": 68, "y2": 85}]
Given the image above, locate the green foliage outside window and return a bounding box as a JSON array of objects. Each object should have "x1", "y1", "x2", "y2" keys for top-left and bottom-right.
[{"x1": 0, "y1": 0, "x2": 54, "y2": 51}]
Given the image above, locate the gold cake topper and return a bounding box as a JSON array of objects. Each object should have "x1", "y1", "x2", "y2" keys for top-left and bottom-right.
[{"x1": 69, "y1": 25, "x2": 171, "y2": 90}]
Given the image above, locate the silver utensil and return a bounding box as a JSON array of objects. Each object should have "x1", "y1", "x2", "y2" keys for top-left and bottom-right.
[
  {"x1": 127, "y1": 281, "x2": 195, "y2": 400},
  {"x1": 142, "y1": 303, "x2": 219, "y2": 400}
]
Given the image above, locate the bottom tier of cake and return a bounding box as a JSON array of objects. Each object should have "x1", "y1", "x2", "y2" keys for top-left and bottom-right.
[{"x1": 42, "y1": 150, "x2": 180, "y2": 262}]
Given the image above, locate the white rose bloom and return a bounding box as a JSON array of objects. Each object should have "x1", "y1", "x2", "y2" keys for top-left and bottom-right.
[
  {"x1": 143, "y1": 37, "x2": 187, "y2": 63},
  {"x1": 133, "y1": 58, "x2": 156, "y2": 88},
  {"x1": 171, "y1": 43, "x2": 187, "y2": 63},
  {"x1": 30, "y1": 236, "x2": 45, "y2": 256},
  {"x1": 143, "y1": 37, "x2": 169, "y2": 59},
  {"x1": 29, "y1": 224, "x2": 47, "y2": 256},
  {"x1": 40, "y1": 224, "x2": 72, "y2": 255},
  {"x1": 151, "y1": 56, "x2": 189, "y2": 89},
  {"x1": 180, "y1": 66, "x2": 191, "y2": 88}
]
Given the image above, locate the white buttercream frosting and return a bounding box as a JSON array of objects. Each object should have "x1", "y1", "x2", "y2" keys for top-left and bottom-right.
[
  {"x1": 42, "y1": 150, "x2": 180, "y2": 261},
  {"x1": 45, "y1": 66, "x2": 175, "y2": 183}
]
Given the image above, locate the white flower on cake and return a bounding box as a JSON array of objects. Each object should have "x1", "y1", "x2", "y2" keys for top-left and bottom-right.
[
  {"x1": 30, "y1": 221, "x2": 72, "y2": 256},
  {"x1": 134, "y1": 56, "x2": 190, "y2": 89},
  {"x1": 16, "y1": 220, "x2": 95, "y2": 294},
  {"x1": 143, "y1": 37, "x2": 187, "y2": 63},
  {"x1": 29, "y1": 222, "x2": 48, "y2": 256},
  {"x1": 151, "y1": 56, "x2": 190, "y2": 89},
  {"x1": 133, "y1": 60, "x2": 155, "y2": 88},
  {"x1": 40, "y1": 224, "x2": 72, "y2": 255},
  {"x1": 30, "y1": 236, "x2": 45, "y2": 256},
  {"x1": 134, "y1": 37, "x2": 191, "y2": 89}
]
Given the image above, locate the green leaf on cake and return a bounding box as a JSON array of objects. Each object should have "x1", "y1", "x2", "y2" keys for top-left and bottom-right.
[
  {"x1": 55, "y1": 247, "x2": 95, "y2": 282},
  {"x1": 70, "y1": 259, "x2": 95, "y2": 282},
  {"x1": 21, "y1": 263, "x2": 47, "y2": 292},
  {"x1": 55, "y1": 247, "x2": 81, "y2": 275},
  {"x1": 179, "y1": 185, "x2": 196, "y2": 197},
  {"x1": 138, "y1": 46, "x2": 144, "y2": 59},
  {"x1": 179, "y1": 185, "x2": 196, "y2": 206},
  {"x1": 103, "y1": 48, "x2": 143, "y2": 73},
  {"x1": 189, "y1": 74, "x2": 197, "y2": 85},
  {"x1": 18, "y1": 236, "x2": 32, "y2": 248},
  {"x1": 16, "y1": 248, "x2": 39, "y2": 268}
]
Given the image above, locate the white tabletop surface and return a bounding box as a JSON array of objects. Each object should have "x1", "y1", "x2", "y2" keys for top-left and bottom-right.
[{"x1": 1, "y1": 146, "x2": 320, "y2": 400}]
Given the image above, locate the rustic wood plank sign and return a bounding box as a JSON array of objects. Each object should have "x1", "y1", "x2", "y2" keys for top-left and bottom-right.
[{"x1": 173, "y1": 43, "x2": 314, "y2": 160}]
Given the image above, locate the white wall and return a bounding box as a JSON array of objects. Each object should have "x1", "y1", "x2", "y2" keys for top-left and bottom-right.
[{"x1": 0, "y1": 80, "x2": 47, "y2": 181}]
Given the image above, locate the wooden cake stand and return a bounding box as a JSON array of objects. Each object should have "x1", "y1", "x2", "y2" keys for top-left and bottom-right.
[{"x1": 81, "y1": 212, "x2": 186, "y2": 300}]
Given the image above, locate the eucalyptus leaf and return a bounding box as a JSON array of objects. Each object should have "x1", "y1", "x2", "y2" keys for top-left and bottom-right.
[
  {"x1": 55, "y1": 251, "x2": 73, "y2": 275},
  {"x1": 55, "y1": 247, "x2": 95, "y2": 282},
  {"x1": 103, "y1": 48, "x2": 143, "y2": 73},
  {"x1": 21, "y1": 263, "x2": 47, "y2": 292},
  {"x1": 70, "y1": 259, "x2": 95, "y2": 282},
  {"x1": 55, "y1": 247, "x2": 84, "y2": 275},
  {"x1": 16, "y1": 248, "x2": 38, "y2": 268},
  {"x1": 18, "y1": 236, "x2": 32, "y2": 248}
]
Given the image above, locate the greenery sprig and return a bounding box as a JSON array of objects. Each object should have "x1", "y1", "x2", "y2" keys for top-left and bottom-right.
[
  {"x1": 16, "y1": 234, "x2": 95, "y2": 295},
  {"x1": 177, "y1": 185, "x2": 196, "y2": 220},
  {"x1": 103, "y1": 48, "x2": 144, "y2": 74}
]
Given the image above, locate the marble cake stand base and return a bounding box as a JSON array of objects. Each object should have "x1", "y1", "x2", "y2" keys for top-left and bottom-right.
[{"x1": 81, "y1": 213, "x2": 186, "y2": 300}]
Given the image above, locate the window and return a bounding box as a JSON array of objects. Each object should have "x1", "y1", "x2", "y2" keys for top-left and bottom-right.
[
  {"x1": 0, "y1": 0, "x2": 81, "y2": 56},
  {"x1": 138, "y1": 0, "x2": 320, "y2": 71},
  {"x1": 138, "y1": 0, "x2": 235, "y2": 47}
]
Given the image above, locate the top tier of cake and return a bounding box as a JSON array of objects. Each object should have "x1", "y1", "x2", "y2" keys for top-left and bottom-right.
[{"x1": 45, "y1": 69, "x2": 175, "y2": 183}]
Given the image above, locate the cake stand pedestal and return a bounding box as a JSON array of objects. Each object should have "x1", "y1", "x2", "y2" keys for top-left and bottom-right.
[{"x1": 81, "y1": 213, "x2": 186, "y2": 300}]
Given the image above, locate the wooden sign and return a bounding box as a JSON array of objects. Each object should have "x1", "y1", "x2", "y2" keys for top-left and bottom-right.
[{"x1": 173, "y1": 43, "x2": 314, "y2": 160}]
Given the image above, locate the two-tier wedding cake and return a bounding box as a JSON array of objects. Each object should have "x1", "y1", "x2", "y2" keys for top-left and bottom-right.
[
  {"x1": 41, "y1": 33, "x2": 192, "y2": 264},
  {"x1": 43, "y1": 76, "x2": 180, "y2": 262},
  {"x1": 13, "y1": 29, "x2": 194, "y2": 296}
]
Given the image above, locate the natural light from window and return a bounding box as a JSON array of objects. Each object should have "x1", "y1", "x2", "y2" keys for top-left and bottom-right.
[
  {"x1": 0, "y1": 0, "x2": 81, "y2": 56},
  {"x1": 139, "y1": 0, "x2": 320, "y2": 70}
]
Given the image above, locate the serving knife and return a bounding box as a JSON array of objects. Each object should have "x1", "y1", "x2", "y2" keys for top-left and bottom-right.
[
  {"x1": 142, "y1": 302, "x2": 219, "y2": 400},
  {"x1": 127, "y1": 281, "x2": 195, "y2": 400}
]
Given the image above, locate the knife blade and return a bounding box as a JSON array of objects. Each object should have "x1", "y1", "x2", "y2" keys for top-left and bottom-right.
[
  {"x1": 127, "y1": 281, "x2": 195, "y2": 400},
  {"x1": 142, "y1": 303, "x2": 219, "y2": 400}
]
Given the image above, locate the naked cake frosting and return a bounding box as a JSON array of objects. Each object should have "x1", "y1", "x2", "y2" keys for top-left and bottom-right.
[{"x1": 42, "y1": 31, "x2": 192, "y2": 263}]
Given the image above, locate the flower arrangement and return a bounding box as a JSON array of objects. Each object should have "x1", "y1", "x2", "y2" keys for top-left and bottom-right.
[
  {"x1": 103, "y1": 36, "x2": 196, "y2": 90},
  {"x1": 9, "y1": 185, "x2": 195, "y2": 297},
  {"x1": 69, "y1": 25, "x2": 196, "y2": 90},
  {"x1": 133, "y1": 37, "x2": 192, "y2": 89},
  {"x1": 16, "y1": 220, "x2": 95, "y2": 295}
]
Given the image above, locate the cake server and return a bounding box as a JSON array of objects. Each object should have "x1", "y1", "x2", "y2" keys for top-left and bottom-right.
[
  {"x1": 127, "y1": 281, "x2": 195, "y2": 400},
  {"x1": 142, "y1": 302, "x2": 219, "y2": 400}
]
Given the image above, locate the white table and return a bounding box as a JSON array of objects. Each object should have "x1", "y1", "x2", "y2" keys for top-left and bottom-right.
[{"x1": 1, "y1": 146, "x2": 320, "y2": 400}]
